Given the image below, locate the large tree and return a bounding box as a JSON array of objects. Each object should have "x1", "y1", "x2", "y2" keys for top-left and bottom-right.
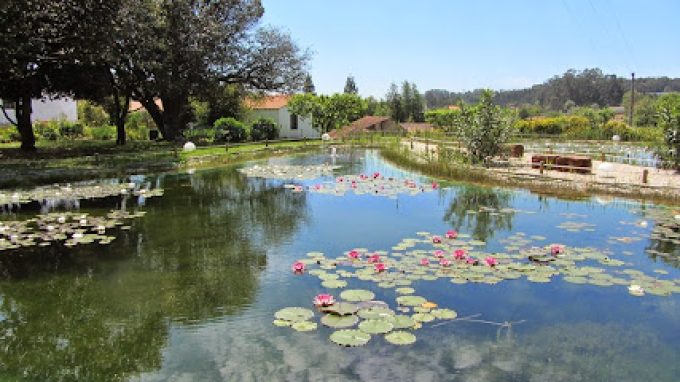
[
  {"x1": 0, "y1": 0, "x2": 121, "y2": 150},
  {"x1": 344, "y1": 75, "x2": 358, "y2": 95},
  {"x1": 287, "y1": 93, "x2": 365, "y2": 133},
  {"x1": 124, "y1": 0, "x2": 309, "y2": 141}
]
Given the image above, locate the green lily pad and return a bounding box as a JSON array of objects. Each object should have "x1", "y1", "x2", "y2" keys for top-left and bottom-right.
[
  {"x1": 357, "y1": 306, "x2": 395, "y2": 320},
  {"x1": 340, "y1": 289, "x2": 375, "y2": 302},
  {"x1": 359, "y1": 319, "x2": 394, "y2": 334},
  {"x1": 385, "y1": 331, "x2": 417, "y2": 345},
  {"x1": 322, "y1": 302, "x2": 358, "y2": 316},
  {"x1": 322, "y1": 279, "x2": 348, "y2": 289},
  {"x1": 291, "y1": 321, "x2": 318, "y2": 332},
  {"x1": 431, "y1": 308, "x2": 457, "y2": 320},
  {"x1": 395, "y1": 287, "x2": 415, "y2": 295},
  {"x1": 396, "y1": 295, "x2": 427, "y2": 306},
  {"x1": 330, "y1": 329, "x2": 372, "y2": 347},
  {"x1": 274, "y1": 307, "x2": 314, "y2": 322},
  {"x1": 412, "y1": 313, "x2": 435, "y2": 322},
  {"x1": 272, "y1": 319, "x2": 291, "y2": 327},
  {"x1": 388, "y1": 315, "x2": 416, "y2": 329},
  {"x1": 321, "y1": 314, "x2": 359, "y2": 328}
]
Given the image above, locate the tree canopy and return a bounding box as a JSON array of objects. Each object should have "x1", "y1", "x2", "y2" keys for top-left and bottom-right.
[{"x1": 287, "y1": 93, "x2": 366, "y2": 133}]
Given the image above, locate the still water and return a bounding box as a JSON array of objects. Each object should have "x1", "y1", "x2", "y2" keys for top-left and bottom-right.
[{"x1": 1, "y1": 149, "x2": 679, "y2": 381}]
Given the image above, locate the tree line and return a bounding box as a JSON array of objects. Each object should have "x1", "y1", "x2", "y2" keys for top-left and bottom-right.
[
  {"x1": 0, "y1": 0, "x2": 310, "y2": 151},
  {"x1": 424, "y1": 68, "x2": 680, "y2": 110}
]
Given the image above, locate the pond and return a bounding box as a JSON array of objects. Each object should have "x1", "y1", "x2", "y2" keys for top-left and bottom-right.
[{"x1": 1, "y1": 149, "x2": 679, "y2": 381}]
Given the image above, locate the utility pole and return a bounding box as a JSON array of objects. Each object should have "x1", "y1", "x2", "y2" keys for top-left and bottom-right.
[{"x1": 629, "y1": 72, "x2": 635, "y2": 127}]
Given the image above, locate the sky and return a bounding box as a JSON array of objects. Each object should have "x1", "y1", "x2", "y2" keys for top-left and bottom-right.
[{"x1": 260, "y1": 0, "x2": 680, "y2": 98}]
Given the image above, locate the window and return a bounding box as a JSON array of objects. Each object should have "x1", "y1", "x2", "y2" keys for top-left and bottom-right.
[
  {"x1": 290, "y1": 113, "x2": 298, "y2": 130},
  {"x1": 1, "y1": 99, "x2": 16, "y2": 110}
]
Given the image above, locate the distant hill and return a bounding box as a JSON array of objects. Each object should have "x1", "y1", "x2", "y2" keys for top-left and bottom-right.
[{"x1": 424, "y1": 68, "x2": 680, "y2": 110}]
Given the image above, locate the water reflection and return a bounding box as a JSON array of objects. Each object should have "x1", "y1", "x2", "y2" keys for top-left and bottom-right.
[
  {"x1": 443, "y1": 186, "x2": 515, "y2": 241},
  {"x1": 0, "y1": 166, "x2": 309, "y2": 380}
]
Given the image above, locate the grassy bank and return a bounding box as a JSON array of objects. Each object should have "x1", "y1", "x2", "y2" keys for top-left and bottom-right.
[{"x1": 0, "y1": 139, "x2": 326, "y2": 188}]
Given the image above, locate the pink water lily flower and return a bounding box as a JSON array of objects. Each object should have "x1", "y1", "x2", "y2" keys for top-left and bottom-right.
[
  {"x1": 420, "y1": 258, "x2": 430, "y2": 266},
  {"x1": 359, "y1": 174, "x2": 368, "y2": 180},
  {"x1": 367, "y1": 254, "x2": 381, "y2": 263},
  {"x1": 374, "y1": 263, "x2": 387, "y2": 272},
  {"x1": 439, "y1": 258, "x2": 451, "y2": 267},
  {"x1": 313, "y1": 294, "x2": 335, "y2": 307},
  {"x1": 454, "y1": 249, "x2": 466, "y2": 260},
  {"x1": 485, "y1": 256, "x2": 498, "y2": 267},
  {"x1": 351, "y1": 181, "x2": 358, "y2": 189},
  {"x1": 434, "y1": 250, "x2": 445, "y2": 258},
  {"x1": 551, "y1": 245, "x2": 563, "y2": 256},
  {"x1": 372, "y1": 172, "x2": 381, "y2": 179},
  {"x1": 432, "y1": 182, "x2": 439, "y2": 189},
  {"x1": 336, "y1": 177, "x2": 344, "y2": 183},
  {"x1": 446, "y1": 230, "x2": 458, "y2": 239},
  {"x1": 466, "y1": 257, "x2": 479, "y2": 265},
  {"x1": 348, "y1": 250, "x2": 360, "y2": 260},
  {"x1": 313, "y1": 184, "x2": 322, "y2": 190},
  {"x1": 432, "y1": 236, "x2": 442, "y2": 244},
  {"x1": 291, "y1": 261, "x2": 305, "y2": 273}
]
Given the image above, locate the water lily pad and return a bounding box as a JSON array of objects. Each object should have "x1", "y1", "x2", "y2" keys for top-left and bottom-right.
[
  {"x1": 321, "y1": 279, "x2": 348, "y2": 289},
  {"x1": 321, "y1": 314, "x2": 359, "y2": 328},
  {"x1": 388, "y1": 315, "x2": 416, "y2": 329},
  {"x1": 340, "y1": 289, "x2": 375, "y2": 302},
  {"x1": 322, "y1": 302, "x2": 358, "y2": 316},
  {"x1": 272, "y1": 319, "x2": 291, "y2": 327},
  {"x1": 431, "y1": 308, "x2": 457, "y2": 320},
  {"x1": 274, "y1": 307, "x2": 314, "y2": 322},
  {"x1": 330, "y1": 329, "x2": 371, "y2": 347},
  {"x1": 385, "y1": 331, "x2": 416, "y2": 345},
  {"x1": 412, "y1": 313, "x2": 435, "y2": 323},
  {"x1": 291, "y1": 321, "x2": 318, "y2": 332},
  {"x1": 359, "y1": 319, "x2": 394, "y2": 334},
  {"x1": 395, "y1": 287, "x2": 416, "y2": 295},
  {"x1": 396, "y1": 295, "x2": 427, "y2": 306},
  {"x1": 357, "y1": 306, "x2": 395, "y2": 320}
]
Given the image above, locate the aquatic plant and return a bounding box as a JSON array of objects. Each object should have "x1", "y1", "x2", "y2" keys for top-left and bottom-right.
[{"x1": 313, "y1": 294, "x2": 336, "y2": 307}]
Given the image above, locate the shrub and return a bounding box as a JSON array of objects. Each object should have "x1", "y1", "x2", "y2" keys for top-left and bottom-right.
[
  {"x1": 0, "y1": 126, "x2": 19, "y2": 143},
  {"x1": 34, "y1": 121, "x2": 60, "y2": 141},
  {"x1": 85, "y1": 125, "x2": 117, "y2": 140},
  {"x1": 58, "y1": 122, "x2": 84, "y2": 139},
  {"x1": 214, "y1": 117, "x2": 247, "y2": 142},
  {"x1": 184, "y1": 128, "x2": 215, "y2": 145},
  {"x1": 78, "y1": 100, "x2": 109, "y2": 127},
  {"x1": 125, "y1": 111, "x2": 153, "y2": 141},
  {"x1": 250, "y1": 118, "x2": 279, "y2": 141}
]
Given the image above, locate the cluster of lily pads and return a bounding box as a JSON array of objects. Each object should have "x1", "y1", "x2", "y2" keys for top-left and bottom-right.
[
  {"x1": 273, "y1": 288, "x2": 458, "y2": 347},
  {"x1": 237, "y1": 164, "x2": 341, "y2": 180},
  {"x1": 284, "y1": 172, "x2": 440, "y2": 197},
  {"x1": 0, "y1": 210, "x2": 146, "y2": 251},
  {"x1": 0, "y1": 182, "x2": 163, "y2": 206}
]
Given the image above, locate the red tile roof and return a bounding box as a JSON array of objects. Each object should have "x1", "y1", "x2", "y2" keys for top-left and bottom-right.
[
  {"x1": 129, "y1": 99, "x2": 163, "y2": 112},
  {"x1": 330, "y1": 116, "x2": 393, "y2": 138},
  {"x1": 245, "y1": 95, "x2": 291, "y2": 109}
]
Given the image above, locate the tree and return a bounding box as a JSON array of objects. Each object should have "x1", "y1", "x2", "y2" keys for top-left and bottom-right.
[
  {"x1": 386, "y1": 83, "x2": 404, "y2": 122},
  {"x1": 303, "y1": 74, "x2": 316, "y2": 94},
  {"x1": 453, "y1": 90, "x2": 514, "y2": 163},
  {"x1": 0, "y1": 0, "x2": 121, "y2": 150},
  {"x1": 287, "y1": 93, "x2": 366, "y2": 133},
  {"x1": 344, "y1": 75, "x2": 358, "y2": 95},
  {"x1": 112, "y1": 1, "x2": 310, "y2": 141},
  {"x1": 657, "y1": 93, "x2": 680, "y2": 168}
]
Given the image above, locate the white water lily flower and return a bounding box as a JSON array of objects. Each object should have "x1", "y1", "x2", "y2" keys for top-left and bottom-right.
[{"x1": 57, "y1": 216, "x2": 66, "y2": 224}]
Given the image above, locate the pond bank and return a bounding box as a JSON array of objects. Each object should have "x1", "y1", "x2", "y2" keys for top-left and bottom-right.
[{"x1": 381, "y1": 142, "x2": 680, "y2": 205}]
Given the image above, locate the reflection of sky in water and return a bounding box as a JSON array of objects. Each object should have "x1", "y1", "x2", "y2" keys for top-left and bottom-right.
[{"x1": 1, "y1": 149, "x2": 679, "y2": 381}]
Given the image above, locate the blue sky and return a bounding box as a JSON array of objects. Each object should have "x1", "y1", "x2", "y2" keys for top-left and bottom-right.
[{"x1": 260, "y1": 0, "x2": 680, "y2": 98}]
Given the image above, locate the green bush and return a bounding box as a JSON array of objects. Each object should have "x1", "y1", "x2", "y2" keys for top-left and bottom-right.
[
  {"x1": 34, "y1": 121, "x2": 60, "y2": 140},
  {"x1": 184, "y1": 128, "x2": 215, "y2": 145},
  {"x1": 214, "y1": 117, "x2": 247, "y2": 142},
  {"x1": 250, "y1": 118, "x2": 279, "y2": 141},
  {"x1": 78, "y1": 100, "x2": 109, "y2": 127},
  {"x1": 84, "y1": 125, "x2": 117, "y2": 140},
  {"x1": 0, "y1": 126, "x2": 19, "y2": 143},
  {"x1": 125, "y1": 111, "x2": 153, "y2": 141},
  {"x1": 58, "y1": 122, "x2": 84, "y2": 139}
]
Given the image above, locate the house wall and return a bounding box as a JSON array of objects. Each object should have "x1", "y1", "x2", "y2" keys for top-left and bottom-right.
[
  {"x1": 0, "y1": 97, "x2": 77, "y2": 125},
  {"x1": 248, "y1": 107, "x2": 319, "y2": 139}
]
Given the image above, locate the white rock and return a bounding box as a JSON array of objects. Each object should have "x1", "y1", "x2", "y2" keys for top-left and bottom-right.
[
  {"x1": 612, "y1": 134, "x2": 621, "y2": 142},
  {"x1": 321, "y1": 133, "x2": 331, "y2": 141}
]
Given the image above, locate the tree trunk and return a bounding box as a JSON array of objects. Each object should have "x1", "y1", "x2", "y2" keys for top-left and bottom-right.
[
  {"x1": 113, "y1": 94, "x2": 130, "y2": 146},
  {"x1": 140, "y1": 98, "x2": 167, "y2": 139},
  {"x1": 159, "y1": 94, "x2": 190, "y2": 141},
  {"x1": 16, "y1": 95, "x2": 35, "y2": 151}
]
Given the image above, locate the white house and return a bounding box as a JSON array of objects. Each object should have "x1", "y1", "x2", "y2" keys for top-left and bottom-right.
[
  {"x1": 246, "y1": 95, "x2": 319, "y2": 139},
  {"x1": 0, "y1": 97, "x2": 78, "y2": 125}
]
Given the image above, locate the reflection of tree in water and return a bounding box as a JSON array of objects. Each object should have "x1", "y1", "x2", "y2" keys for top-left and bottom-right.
[
  {"x1": 443, "y1": 186, "x2": 514, "y2": 242},
  {"x1": 644, "y1": 228, "x2": 680, "y2": 269},
  {"x1": 0, "y1": 168, "x2": 309, "y2": 380}
]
